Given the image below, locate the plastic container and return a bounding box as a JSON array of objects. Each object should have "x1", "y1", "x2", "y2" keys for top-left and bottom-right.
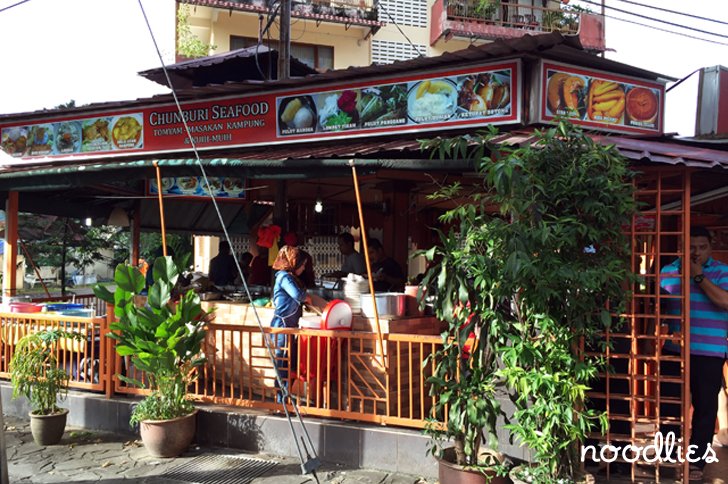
[
  {"x1": 58, "y1": 309, "x2": 95, "y2": 318},
  {"x1": 45, "y1": 303, "x2": 85, "y2": 312},
  {"x1": 9, "y1": 302, "x2": 43, "y2": 313}
]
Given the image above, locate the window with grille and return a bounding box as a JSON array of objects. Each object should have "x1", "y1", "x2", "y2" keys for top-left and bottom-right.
[
  {"x1": 377, "y1": 0, "x2": 427, "y2": 28},
  {"x1": 371, "y1": 39, "x2": 426, "y2": 65},
  {"x1": 230, "y1": 36, "x2": 334, "y2": 70}
]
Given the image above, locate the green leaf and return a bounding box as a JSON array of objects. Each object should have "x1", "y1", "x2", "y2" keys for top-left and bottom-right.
[
  {"x1": 148, "y1": 279, "x2": 171, "y2": 310},
  {"x1": 93, "y1": 284, "x2": 114, "y2": 304},
  {"x1": 115, "y1": 264, "x2": 145, "y2": 294},
  {"x1": 152, "y1": 256, "x2": 179, "y2": 287}
]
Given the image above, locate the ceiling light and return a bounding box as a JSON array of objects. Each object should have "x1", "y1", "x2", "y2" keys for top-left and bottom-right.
[{"x1": 84, "y1": 217, "x2": 93, "y2": 227}]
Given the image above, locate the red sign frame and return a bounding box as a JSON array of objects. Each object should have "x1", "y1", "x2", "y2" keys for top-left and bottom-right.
[
  {"x1": 0, "y1": 60, "x2": 521, "y2": 163},
  {"x1": 539, "y1": 61, "x2": 665, "y2": 135}
]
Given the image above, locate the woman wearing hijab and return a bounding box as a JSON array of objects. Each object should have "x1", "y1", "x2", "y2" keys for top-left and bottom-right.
[{"x1": 270, "y1": 245, "x2": 311, "y2": 401}]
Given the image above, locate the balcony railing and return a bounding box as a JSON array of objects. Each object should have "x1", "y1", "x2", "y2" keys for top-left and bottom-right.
[
  {"x1": 449, "y1": 1, "x2": 579, "y2": 34},
  {"x1": 431, "y1": 0, "x2": 605, "y2": 50},
  {"x1": 181, "y1": 0, "x2": 382, "y2": 25}
]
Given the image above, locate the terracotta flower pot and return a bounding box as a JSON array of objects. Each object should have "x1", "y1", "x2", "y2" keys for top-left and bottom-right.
[
  {"x1": 437, "y1": 447, "x2": 509, "y2": 484},
  {"x1": 139, "y1": 410, "x2": 197, "y2": 458},
  {"x1": 29, "y1": 408, "x2": 68, "y2": 446}
]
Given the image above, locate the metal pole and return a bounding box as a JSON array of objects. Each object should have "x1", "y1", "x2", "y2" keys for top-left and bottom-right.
[
  {"x1": 350, "y1": 160, "x2": 387, "y2": 369},
  {"x1": 278, "y1": 0, "x2": 291, "y2": 81},
  {"x1": 153, "y1": 161, "x2": 168, "y2": 257},
  {"x1": 273, "y1": 0, "x2": 292, "y2": 233}
]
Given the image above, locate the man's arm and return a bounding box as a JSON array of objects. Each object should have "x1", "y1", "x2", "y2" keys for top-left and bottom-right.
[{"x1": 691, "y1": 261, "x2": 728, "y2": 310}]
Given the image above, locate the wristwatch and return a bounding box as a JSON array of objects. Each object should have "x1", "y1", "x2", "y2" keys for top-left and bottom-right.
[{"x1": 693, "y1": 274, "x2": 705, "y2": 284}]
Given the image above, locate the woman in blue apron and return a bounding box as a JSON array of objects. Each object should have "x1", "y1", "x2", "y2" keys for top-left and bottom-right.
[{"x1": 270, "y1": 245, "x2": 310, "y2": 402}]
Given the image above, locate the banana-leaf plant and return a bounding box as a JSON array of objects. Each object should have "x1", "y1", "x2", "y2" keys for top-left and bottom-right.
[{"x1": 94, "y1": 255, "x2": 209, "y2": 425}]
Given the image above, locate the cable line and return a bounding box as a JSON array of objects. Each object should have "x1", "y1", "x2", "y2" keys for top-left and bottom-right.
[
  {"x1": 0, "y1": 0, "x2": 30, "y2": 14},
  {"x1": 609, "y1": 0, "x2": 728, "y2": 27},
  {"x1": 578, "y1": 0, "x2": 728, "y2": 39},
  {"x1": 600, "y1": 10, "x2": 728, "y2": 47},
  {"x1": 136, "y1": 1, "x2": 322, "y2": 482}
]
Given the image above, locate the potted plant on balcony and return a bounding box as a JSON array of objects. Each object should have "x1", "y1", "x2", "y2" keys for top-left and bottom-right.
[
  {"x1": 474, "y1": 0, "x2": 500, "y2": 22},
  {"x1": 94, "y1": 255, "x2": 209, "y2": 458},
  {"x1": 10, "y1": 329, "x2": 84, "y2": 445}
]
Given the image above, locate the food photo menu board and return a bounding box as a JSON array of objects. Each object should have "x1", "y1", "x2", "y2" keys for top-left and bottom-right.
[
  {"x1": 1, "y1": 114, "x2": 144, "y2": 158},
  {"x1": 540, "y1": 61, "x2": 664, "y2": 135},
  {"x1": 148, "y1": 176, "x2": 246, "y2": 200},
  {"x1": 276, "y1": 62, "x2": 518, "y2": 136},
  {"x1": 1, "y1": 61, "x2": 520, "y2": 162}
]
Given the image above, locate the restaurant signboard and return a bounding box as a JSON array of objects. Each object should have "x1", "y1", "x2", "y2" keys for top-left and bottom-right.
[
  {"x1": 148, "y1": 176, "x2": 246, "y2": 200},
  {"x1": 0, "y1": 60, "x2": 521, "y2": 162},
  {"x1": 540, "y1": 61, "x2": 664, "y2": 135}
]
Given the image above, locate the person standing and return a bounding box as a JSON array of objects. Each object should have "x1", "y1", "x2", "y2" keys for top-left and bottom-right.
[
  {"x1": 366, "y1": 238, "x2": 405, "y2": 292},
  {"x1": 660, "y1": 226, "x2": 728, "y2": 480},
  {"x1": 208, "y1": 240, "x2": 237, "y2": 287},
  {"x1": 324, "y1": 232, "x2": 366, "y2": 278},
  {"x1": 270, "y1": 246, "x2": 311, "y2": 402}
]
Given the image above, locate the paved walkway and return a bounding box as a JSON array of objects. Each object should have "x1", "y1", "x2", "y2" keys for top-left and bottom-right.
[
  {"x1": 6, "y1": 413, "x2": 728, "y2": 483},
  {"x1": 2, "y1": 415, "x2": 429, "y2": 483}
]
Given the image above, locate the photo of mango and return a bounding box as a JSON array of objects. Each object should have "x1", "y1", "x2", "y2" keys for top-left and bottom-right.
[{"x1": 546, "y1": 71, "x2": 586, "y2": 118}]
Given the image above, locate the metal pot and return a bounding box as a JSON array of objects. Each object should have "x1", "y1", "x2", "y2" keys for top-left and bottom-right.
[{"x1": 359, "y1": 292, "x2": 406, "y2": 318}]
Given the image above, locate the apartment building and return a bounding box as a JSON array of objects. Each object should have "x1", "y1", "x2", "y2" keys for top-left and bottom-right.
[{"x1": 178, "y1": 0, "x2": 605, "y2": 69}]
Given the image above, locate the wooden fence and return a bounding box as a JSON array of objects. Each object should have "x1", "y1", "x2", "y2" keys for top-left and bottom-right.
[{"x1": 0, "y1": 311, "x2": 442, "y2": 429}]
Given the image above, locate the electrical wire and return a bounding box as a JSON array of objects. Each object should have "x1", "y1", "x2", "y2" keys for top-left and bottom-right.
[
  {"x1": 610, "y1": 0, "x2": 728, "y2": 27},
  {"x1": 666, "y1": 68, "x2": 701, "y2": 93},
  {"x1": 136, "y1": 1, "x2": 320, "y2": 481},
  {"x1": 598, "y1": 9, "x2": 728, "y2": 47},
  {"x1": 375, "y1": 0, "x2": 424, "y2": 57},
  {"x1": 578, "y1": 0, "x2": 728, "y2": 40},
  {"x1": 0, "y1": 0, "x2": 30, "y2": 14}
]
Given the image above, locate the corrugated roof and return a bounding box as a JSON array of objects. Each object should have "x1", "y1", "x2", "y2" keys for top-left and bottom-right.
[
  {"x1": 0, "y1": 33, "x2": 674, "y2": 123},
  {"x1": 138, "y1": 45, "x2": 317, "y2": 88}
]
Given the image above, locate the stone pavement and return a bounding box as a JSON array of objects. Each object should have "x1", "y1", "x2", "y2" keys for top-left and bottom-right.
[{"x1": 2, "y1": 415, "x2": 431, "y2": 484}]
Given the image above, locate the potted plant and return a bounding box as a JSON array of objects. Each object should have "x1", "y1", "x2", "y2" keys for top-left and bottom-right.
[
  {"x1": 10, "y1": 329, "x2": 84, "y2": 445},
  {"x1": 94, "y1": 255, "x2": 209, "y2": 458},
  {"x1": 474, "y1": 0, "x2": 500, "y2": 21},
  {"x1": 423, "y1": 121, "x2": 634, "y2": 483},
  {"x1": 416, "y1": 215, "x2": 509, "y2": 482}
]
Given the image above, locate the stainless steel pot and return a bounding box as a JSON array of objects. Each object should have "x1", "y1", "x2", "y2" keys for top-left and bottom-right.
[{"x1": 359, "y1": 292, "x2": 406, "y2": 318}]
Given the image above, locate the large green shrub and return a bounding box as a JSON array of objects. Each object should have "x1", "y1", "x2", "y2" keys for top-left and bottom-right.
[
  {"x1": 422, "y1": 120, "x2": 635, "y2": 482},
  {"x1": 94, "y1": 255, "x2": 208, "y2": 425}
]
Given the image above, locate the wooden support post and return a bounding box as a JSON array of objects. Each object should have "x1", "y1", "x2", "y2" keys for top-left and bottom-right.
[{"x1": 2, "y1": 191, "x2": 18, "y2": 299}]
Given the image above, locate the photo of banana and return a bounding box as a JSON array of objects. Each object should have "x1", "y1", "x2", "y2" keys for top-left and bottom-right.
[{"x1": 587, "y1": 80, "x2": 626, "y2": 123}]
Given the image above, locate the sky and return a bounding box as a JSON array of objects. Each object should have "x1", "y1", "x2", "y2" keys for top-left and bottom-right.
[{"x1": 0, "y1": 0, "x2": 727, "y2": 136}]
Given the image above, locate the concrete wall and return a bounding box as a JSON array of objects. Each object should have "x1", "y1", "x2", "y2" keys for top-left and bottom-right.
[{"x1": 1, "y1": 382, "x2": 531, "y2": 477}]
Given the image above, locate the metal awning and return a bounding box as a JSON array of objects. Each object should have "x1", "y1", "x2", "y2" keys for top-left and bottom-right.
[{"x1": 0, "y1": 157, "x2": 476, "y2": 191}]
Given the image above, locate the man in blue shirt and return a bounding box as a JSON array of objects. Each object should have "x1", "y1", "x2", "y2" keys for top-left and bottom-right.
[{"x1": 660, "y1": 226, "x2": 728, "y2": 478}]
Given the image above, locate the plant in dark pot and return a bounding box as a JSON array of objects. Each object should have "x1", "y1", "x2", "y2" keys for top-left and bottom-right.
[
  {"x1": 10, "y1": 329, "x2": 84, "y2": 445},
  {"x1": 415, "y1": 167, "x2": 510, "y2": 483},
  {"x1": 427, "y1": 121, "x2": 633, "y2": 483},
  {"x1": 94, "y1": 255, "x2": 209, "y2": 458}
]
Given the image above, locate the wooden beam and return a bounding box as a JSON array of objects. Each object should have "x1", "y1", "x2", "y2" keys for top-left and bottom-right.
[{"x1": 3, "y1": 191, "x2": 19, "y2": 298}]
